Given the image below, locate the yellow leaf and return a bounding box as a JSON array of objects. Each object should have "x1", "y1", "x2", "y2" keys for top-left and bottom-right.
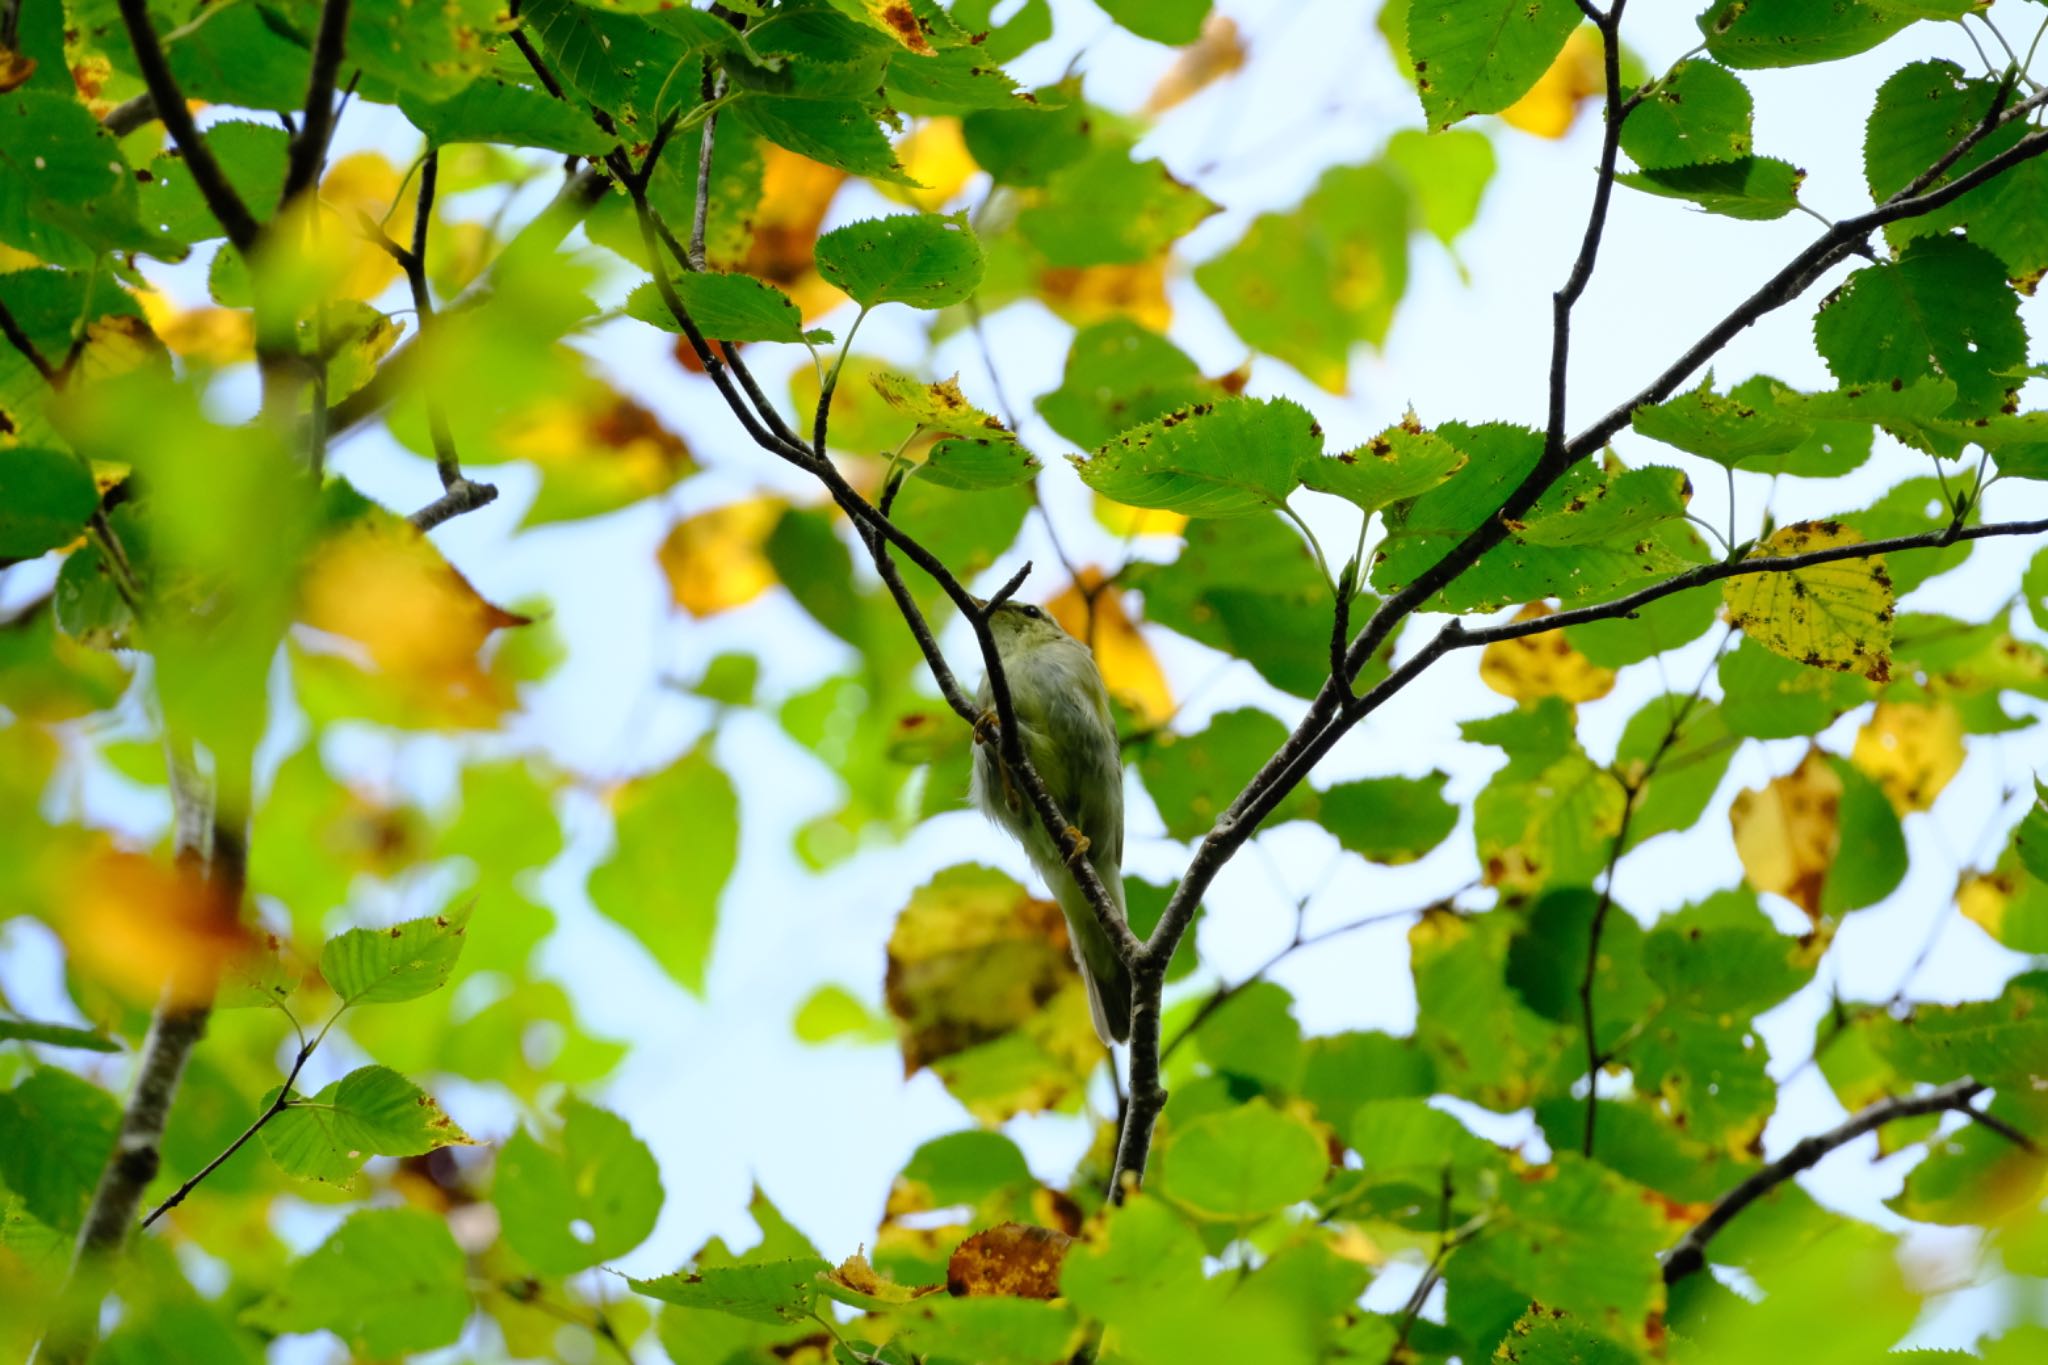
[
  {"x1": 1091, "y1": 492, "x2": 1186, "y2": 539},
  {"x1": 744, "y1": 146, "x2": 847, "y2": 320},
  {"x1": 137, "y1": 289, "x2": 255, "y2": 365},
  {"x1": 1501, "y1": 25, "x2": 1606, "y2": 139},
  {"x1": 1729, "y1": 749, "x2": 1842, "y2": 922},
  {"x1": 1037, "y1": 259, "x2": 1173, "y2": 333},
  {"x1": 1958, "y1": 869, "x2": 2014, "y2": 942},
  {"x1": 299, "y1": 505, "x2": 530, "y2": 721},
  {"x1": 1048, "y1": 570, "x2": 1173, "y2": 727},
  {"x1": 1723, "y1": 520, "x2": 1894, "y2": 682},
  {"x1": 1479, "y1": 603, "x2": 1616, "y2": 702},
  {"x1": 889, "y1": 118, "x2": 976, "y2": 211},
  {"x1": 1850, "y1": 700, "x2": 1963, "y2": 814},
  {"x1": 1144, "y1": 15, "x2": 1248, "y2": 114},
  {"x1": 658, "y1": 497, "x2": 786, "y2": 616},
  {"x1": 492, "y1": 375, "x2": 696, "y2": 523},
  {"x1": 69, "y1": 314, "x2": 171, "y2": 385},
  {"x1": 318, "y1": 152, "x2": 413, "y2": 301},
  {"x1": 63, "y1": 847, "x2": 251, "y2": 1006}
]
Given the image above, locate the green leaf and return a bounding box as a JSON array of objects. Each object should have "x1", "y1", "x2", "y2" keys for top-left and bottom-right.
[
  {"x1": 1411, "y1": 907, "x2": 1578, "y2": 1110},
  {"x1": 1490, "y1": 1305, "x2": 1644, "y2": 1364},
  {"x1": 1035, "y1": 320, "x2": 1215, "y2": 449},
  {"x1": 1718, "y1": 636, "x2": 1871, "y2": 740},
  {"x1": 0, "y1": 91, "x2": 162, "y2": 263},
  {"x1": 1818, "y1": 754, "x2": 1907, "y2": 917},
  {"x1": 1407, "y1": 0, "x2": 1583, "y2": 130},
  {"x1": 1383, "y1": 128, "x2": 1495, "y2": 245},
  {"x1": 792, "y1": 984, "x2": 893, "y2": 1043},
  {"x1": 495, "y1": 1100, "x2": 663, "y2": 1273},
  {"x1": 630, "y1": 1257, "x2": 833, "y2": 1323},
  {"x1": 243, "y1": 1208, "x2": 470, "y2": 1358},
  {"x1": 626, "y1": 272, "x2": 812, "y2": 343},
  {"x1": 1812, "y1": 234, "x2": 2027, "y2": 418},
  {"x1": 587, "y1": 741, "x2": 738, "y2": 992},
  {"x1": 1622, "y1": 60, "x2": 1754, "y2": 170},
  {"x1": 1195, "y1": 981, "x2": 1305, "y2": 1094},
  {"x1": 1018, "y1": 142, "x2": 1219, "y2": 266},
  {"x1": 1616, "y1": 157, "x2": 1804, "y2": 220},
  {"x1": 1123, "y1": 513, "x2": 1350, "y2": 700},
  {"x1": 259, "y1": 1065, "x2": 473, "y2": 1184},
  {"x1": 1564, "y1": 585, "x2": 1719, "y2": 669},
  {"x1": 1194, "y1": 162, "x2": 1408, "y2": 392},
  {"x1": 1069, "y1": 396, "x2": 1317, "y2": 517},
  {"x1": 733, "y1": 90, "x2": 916, "y2": 183},
  {"x1": 1094, "y1": 0, "x2": 1210, "y2": 45},
  {"x1": 0, "y1": 1016, "x2": 118, "y2": 1052},
  {"x1": 915, "y1": 438, "x2": 1040, "y2": 489},
  {"x1": 400, "y1": 79, "x2": 621, "y2": 155},
  {"x1": 1157, "y1": 1099, "x2": 1327, "y2": 1221},
  {"x1": 869, "y1": 371, "x2": 1013, "y2": 438},
  {"x1": 1614, "y1": 693, "x2": 1735, "y2": 844},
  {"x1": 896, "y1": 1130, "x2": 1033, "y2": 1206},
  {"x1": 0, "y1": 447, "x2": 96, "y2": 559},
  {"x1": 1838, "y1": 476, "x2": 1970, "y2": 595},
  {"x1": 140, "y1": 120, "x2": 286, "y2": 245},
  {"x1": 332, "y1": 0, "x2": 502, "y2": 100},
  {"x1": 1317, "y1": 772, "x2": 1460, "y2": 865},
  {"x1": 1698, "y1": 0, "x2": 1916, "y2": 69},
  {"x1": 1723, "y1": 521, "x2": 1894, "y2": 682},
  {"x1": 1137, "y1": 707, "x2": 1307, "y2": 841},
  {"x1": 1643, "y1": 889, "x2": 1814, "y2": 1018},
  {"x1": 1630, "y1": 372, "x2": 1812, "y2": 467},
  {"x1": 319, "y1": 904, "x2": 472, "y2": 1006},
  {"x1": 1298, "y1": 420, "x2": 1468, "y2": 515},
  {"x1": 1300, "y1": 1032, "x2": 1435, "y2": 1129},
  {"x1": 814, "y1": 212, "x2": 985, "y2": 309},
  {"x1": 0, "y1": 1069, "x2": 117, "y2": 1233},
  {"x1": 885, "y1": 1297, "x2": 1081, "y2": 1365},
  {"x1": 161, "y1": 0, "x2": 314, "y2": 113},
  {"x1": 886, "y1": 47, "x2": 1032, "y2": 114}
]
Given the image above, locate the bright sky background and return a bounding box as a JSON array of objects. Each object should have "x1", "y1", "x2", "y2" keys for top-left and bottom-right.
[{"x1": 10, "y1": 0, "x2": 2048, "y2": 1356}]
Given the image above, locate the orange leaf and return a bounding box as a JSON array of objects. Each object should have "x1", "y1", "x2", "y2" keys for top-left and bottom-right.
[
  {"x1": 63, "y1": 847, "x2": 250, "y2": 1005},
  {"x1": 1144, "y1": 15, "x2": 1247, "y2": 115},
  {"x1": 945, "y1": 1223, "x2": 1073, "y2": 1299},
  {"x1": 658, "y1": 498, "x2": 786, "y2": 617},
  {"x1": 1047, "y1": 570, "x2": 1173, "y2": 727},
  {"x1": 1037, "y1": 259, "x2": 1173, "y2": 333},
  {"x1": 1479, "y1": 603, "x2": 1615, "y2": 703}
]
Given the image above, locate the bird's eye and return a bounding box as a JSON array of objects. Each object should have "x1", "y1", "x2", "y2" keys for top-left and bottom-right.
[{"x1": 1025, "y1": 605, "x2": 1046, "y2": 620}]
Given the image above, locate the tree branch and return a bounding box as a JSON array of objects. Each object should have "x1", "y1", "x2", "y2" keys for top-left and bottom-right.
[
  {"x1": 112, "y1": 0, "x2": 260, "y2": 253},
  {"x1": 279, "y1": 0, "x2": 353, "y2": 210},
  {"x1": 140, "y1": 1039, "x2": 315, "y2": 1229},
  {"x1": 0, "y1": 295, "x2": 56, "y2": 383},
  {"x1": 1662, "y1": 1078, "x2": 2035, "y2": 1284}
]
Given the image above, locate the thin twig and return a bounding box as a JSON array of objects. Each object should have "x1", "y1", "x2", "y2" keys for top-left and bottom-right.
[
  {"x1": 112, "y1": 0, "x2": 260, "y2": 251},
  {"x1": 0, "y1": 296, "x2": 57, "y2": 383},
  {"x1": 1662, "y1": 1078, "x2": 2034, "y2": 1284},
  {"x1": 280, "y1": 0, "x2": 353, "y2": 210},
  {"x1": 140, "y1": 1040, "x2": 315, "y2": 1228}
]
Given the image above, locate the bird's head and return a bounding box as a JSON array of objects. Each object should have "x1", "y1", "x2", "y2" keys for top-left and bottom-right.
[{"x1": 983, "y1": 599, "x2": 1075, "y2": 657}]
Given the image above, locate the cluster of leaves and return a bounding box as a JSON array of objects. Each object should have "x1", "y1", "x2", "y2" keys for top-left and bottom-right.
[{"x1": 5, "y1": 0, "x2": 2048, "y2": 1362}]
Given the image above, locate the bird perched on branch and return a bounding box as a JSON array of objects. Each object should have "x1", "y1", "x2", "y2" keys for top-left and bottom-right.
[{"x1": 971, "y1": 599, "x2": 1132, "y2": 1045}]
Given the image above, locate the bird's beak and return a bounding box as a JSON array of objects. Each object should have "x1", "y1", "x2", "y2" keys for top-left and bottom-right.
[{"x1": 968, "y1": 595, "x2": 988, "y2": 612}]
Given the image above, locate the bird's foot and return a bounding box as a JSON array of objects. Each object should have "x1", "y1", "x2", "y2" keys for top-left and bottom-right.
[
  {"x1": 1063, "y1": 828, "x2": 1092, "y2": 865},
  {"x1": 972, "y1": 708, "x2": 1001, "y2": 747}
]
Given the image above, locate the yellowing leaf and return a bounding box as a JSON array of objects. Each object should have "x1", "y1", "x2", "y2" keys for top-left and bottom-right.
[
  {"x1": 1729, "y1": 749, "x2": 1842, "y2": 922},
  {"x1": 849, "y1": 0, "x2": 935, "y2": 53},
  {"x1": 658, "y1": 497, "x2": 786, "y2": 616},
  {"x1": 884, "y1": 864, "x2": 1098, "y2": 1122},
  {"x1": 1723, "y1": 520, "x2": 1893, "y2": 682},
  {"x1": 1145, "y1": 15, "x2": 1248, "y2": 114},
  {"x1": 318, "y1": 153, "x2": 413, "y2": 301},
  {"x1": 745, "y1": 146, "x2": 848, "y2": 321},
  {"x1": 890, "y1": 118, "x2": 976, "y2": 211},
  {"x1": 1958, "y1": 869, "x2": 2014, "y2": 942},
  {"x1": 1478, "y1": 603, "x2": 1615, "y2": 702},
  {"x1": 1038, "y1": 259, "x2": 1173, "y2": 333},
  {"x1": 137, "y1": 289, "x2": 254, "y2": 365},
  {"x1": 1091, "y1": 492, "x2": 1186, "y2": 539},
  {"x1": 492, "y1": 376, "x2": 696, "y2": 525},
  {"x1": 299, "y1": 504, "x2": 530, "y2": 723},
  {"x1": 1850, "y1": 700, "x2": 1963, "y2": 814},
  {"x1": 870, "y1": 371, "x2": 1013, "y2": 439},
  {"x1": 1048, "y1": 570, "x2": 1173, "y2": 726},
  {"x1": 1501, "y1": 25, "x2": 1606, "y2": 139},
  {"x1": 63, "y1": 847, "x2": 251, "y2": 1005},
  {"x1": 69, "y1": 315, "x2": 170, "y2": 386}
]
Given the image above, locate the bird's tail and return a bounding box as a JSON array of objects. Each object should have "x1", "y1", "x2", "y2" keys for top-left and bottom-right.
[{"x1": 1057, "y1": 874, "x2": 1132, "y2": 1046}]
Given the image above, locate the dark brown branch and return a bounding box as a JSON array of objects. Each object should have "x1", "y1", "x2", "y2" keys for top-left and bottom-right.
[
  {"x1": 112, "y1": 0, "x2": 260, "y2": 252},
  {"x1": 0, "y1": 295, "x2": 56, "y2": 383},
  {"x1": 1546, "y1": 0, "x2": 1630, "y2": 454},
  {"x1": 140, "y1": 1039, "x2": 315, "y2": 1228},
  {"x1": 408, "y1": 478, "x2": 499, "y2": 531},
  {"x1": 1662, "y1": 1078, "x2": 2034, "y2": 1284},
  {"x1": 279, "y1": 0, "x2": 352, "y2": 210}
]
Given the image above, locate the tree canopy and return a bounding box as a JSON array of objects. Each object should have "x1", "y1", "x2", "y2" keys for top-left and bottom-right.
[{"x1": 4, "y1": 0, "x2": 2048, "y2": 1363}]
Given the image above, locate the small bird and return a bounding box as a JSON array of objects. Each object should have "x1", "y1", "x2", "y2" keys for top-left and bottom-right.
[{"x1": 970, "y1": 599, "x2": 1132, "y2": 1045}]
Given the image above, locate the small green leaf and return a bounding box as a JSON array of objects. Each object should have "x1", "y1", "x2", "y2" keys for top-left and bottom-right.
[
  {"x1": 1616, "y1": 156, "x2": 1804, "y2": 220},
  {"x1": 1069, "y1": 396, "x2": 1317, "y2": 517},
  {"x1": 319, "y1": 904, "x2": 471, "y2": 1006},
  {"x1": 400, "y1": 79, "x2": 622, "y2": 155},
  {"x1": 1035, "y1": 320, "x2": 1214, "y2": 449},
  {"x1": 1316, "y1": 772, "x2": 1460, "y2": 865},
  {"x1": 630, "y1": 1257, "x2": 833, "y2": 1323},
  {"x1": 1094, "y1": 0, "x2": 1210, "y2": 45},
  {"x1": 1698, "y1": 0, "x2": 1917, "y2": 69},
  {"x1": 792, "y1": 984, "x2": 892, "y2": 1044},
  {"x1": 1631, "y1": 373, "x2": 1811, "y2": 467},
  {"x1": 1408, "y1": 0, "x2": 1583, "y2": 130},
  {"x1": 244, "y1": 1208, "x2": 470, "y2": 1359},
  {"x1": 495, "y1": 1100, "x2": 664, "y2": 1273},
  {"x1": 586, "y1": 741, "x2": 738, "y2": 993},
  {"x1": 914, "y1": 438, "x2": 1039, "y2": 489},
  {"x1": 0, "y1": 1070, "x2": 117, "y2": 1232},
  {"x1": 259, "y1": 1065, "x2": 474, "y2": 1184},
  {"x1": 814, "y1": 212, "x2": 985, "y2": 310},
  {"x1": 0, "y1": 1017, "x2": 118, "y2": 1052},
  {"x1": 1622, "y1": 60, "x2": 1754, "y2": 170},
  {"x1": 1157, "y1": 1099, "x2": 1328, "y2": 1221},
  {"x1": 1018, "y1": 142, "x2": 1219, "y2": 266},
  {"x1": 625, "y1": 272, "x2": 812, "y2": 343},
  {"x1": 1298, "y1": 420, "x2": 1467, "y2": 515},
  {"x1": 0, "y1": 447, "x2": 97, "y2": 559},
  {"x1": 1382, "y1": 128, "x2": 1495, "y2": 244}
]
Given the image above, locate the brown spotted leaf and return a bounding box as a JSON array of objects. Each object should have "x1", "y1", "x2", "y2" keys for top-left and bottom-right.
[
  {"x1": 1723, "y1": 520, "x2": 1893, "y2": 681},
  {"x1": 1729, "y1": 749, "x2": 1840, "y2": 922},
  {"x1": 946, "y1": 1223, "x2": 1073, "y2": 1299},
  {"x1": 1479, "y1": 603, "x2": 1616, "y2": 703}
]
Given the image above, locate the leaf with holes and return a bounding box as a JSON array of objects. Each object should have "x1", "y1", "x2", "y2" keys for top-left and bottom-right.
[
  {"x1": 1723, "y1": 521, "x2": 1893, "y2": 681},
  {"x1": 493, "y1": 1100, "x2": 663, "y2": 1274},
  {"x1": 260, "y1": 1065, "x2": 474, "y2": 1185},
  {"x1": 1069, "y1": 396, "x2": 1317, "y2": 517}
]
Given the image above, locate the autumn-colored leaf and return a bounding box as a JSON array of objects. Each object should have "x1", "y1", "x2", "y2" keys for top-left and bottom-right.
[
  {"x1": 1048, "y1": 570, "x2": 1173, "y2": 726},
  {"x1": 62, "y1": 847, "x2": 250, "y2": 1005},
  {"x1": 1479, "y1": 604, "x2": 1616, "y2": 703},
  {"x1": 946, "y1": 1223, "x2": 1073, "y2": 1299},
  {"x1": 318, "y1": 153, "x2": 416, "y2": 301},
  {"x1": 658, "y1": 498, "x2": 786, "y2": 617},
  {"x1": 1501, "y1": 25, "x2": 1606, "y2": 139},
  {"x1": 890, "y1": 118, "x2": 977, "y2": 212},
  {"x1": 1850, "y1": 700, "x2": 1963, "y2": 814},
  {"x1": 1723, "y1": 520, "x2": 1893, "y2": 682},
  {"x1": 1729, "y1": 748, "x2": 1841, "y2": 922},
  {"x1": 1092, "y1": 494, "x2": 1187, "y2": 539},
  {"x1": 744, "y1": 146, "x2": 848, "y2": 321},
  {"x1": 136, "y1": 289, "x2": 255, "y2": 365},
  {"x1": 493, "y1": 377, "x2": 696, "y2": 526},
  {"x1": 1038, "y1": 259, "x2": 1174, "y2": 333}
]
